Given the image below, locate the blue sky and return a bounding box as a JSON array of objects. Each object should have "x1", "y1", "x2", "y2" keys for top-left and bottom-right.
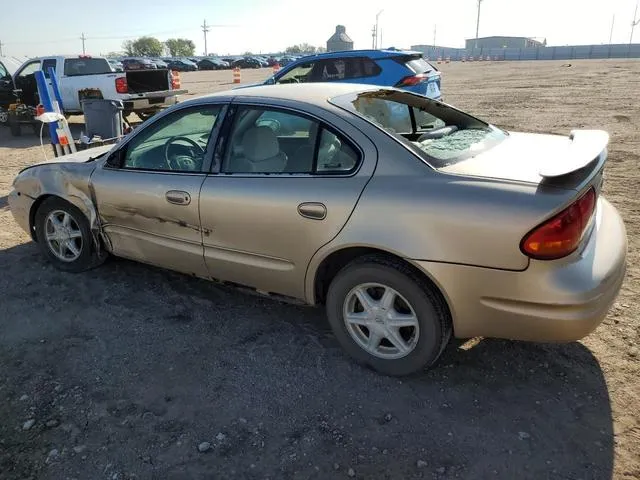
[{"x1": 1, "y1": 0, "x2": 638, "y2": 58}]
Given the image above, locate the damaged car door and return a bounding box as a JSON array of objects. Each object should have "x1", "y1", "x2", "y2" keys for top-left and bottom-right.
[{"x1": 91, "y1": 104, "x2": 225, "y2": 277}]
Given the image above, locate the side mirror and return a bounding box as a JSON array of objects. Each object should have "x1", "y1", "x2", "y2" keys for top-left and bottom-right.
[{"x1": 265, "y1": 76, "x2": 275, "y2": 85}]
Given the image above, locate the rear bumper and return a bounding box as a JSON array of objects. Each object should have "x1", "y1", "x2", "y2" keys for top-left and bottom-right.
[
  {"x1": 413, "y1": 197, "x2": 627, "y2": 342},
  {"x1": 121, "y1": 89, "x2": 187, "y2": 111}
]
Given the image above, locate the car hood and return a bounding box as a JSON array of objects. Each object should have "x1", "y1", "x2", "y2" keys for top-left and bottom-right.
[
  {"x1": 438, "y1": 129, "x2": 609, "y2": 186},
  {"x1": 20, "y1": 144, "x2": 115, "y2": 172}
]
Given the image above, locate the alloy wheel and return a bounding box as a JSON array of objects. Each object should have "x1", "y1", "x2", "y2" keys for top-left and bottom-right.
[{"x1": 343, "y1": 283, "x2": 420, "y2": 360}]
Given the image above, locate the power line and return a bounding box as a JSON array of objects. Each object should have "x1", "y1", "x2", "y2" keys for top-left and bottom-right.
[
  {"x1": 80, "y1": 33, "x2": 87, "y2": 55},
  {"x1": 202, "y1": 19, "x2": 210, "y2": 56}
]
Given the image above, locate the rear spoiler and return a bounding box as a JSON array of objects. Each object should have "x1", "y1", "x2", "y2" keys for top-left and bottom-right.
[{"x1": 539, "y1": 129, "x2": 609, "y2": 178}]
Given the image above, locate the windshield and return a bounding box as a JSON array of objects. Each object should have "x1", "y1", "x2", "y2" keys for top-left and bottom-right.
[{"x1": 330, "y1": 89, "x2": 507, "y2": 168}]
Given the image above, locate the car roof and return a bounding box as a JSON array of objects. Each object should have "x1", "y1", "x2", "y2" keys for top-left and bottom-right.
[
  {"x1": 185, "y1": 82, "x2": 386, "y2": 106},
  {"x1": 293, "y1": 49, "x2": 421, "y2": 63}
]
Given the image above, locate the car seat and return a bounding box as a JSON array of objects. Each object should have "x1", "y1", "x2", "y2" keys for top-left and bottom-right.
[{"x1": 240, "y1": 126, "x2": 288, "y2": 173}]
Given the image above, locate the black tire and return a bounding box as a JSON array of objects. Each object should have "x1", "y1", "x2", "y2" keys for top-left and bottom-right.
[
  {"x1": 0, "y1": 108, "x2": 8, "y2": 126},
  {"x1": 326, "y1": 255, "x2": 452, "y2": 376},
  {"x1": 34, "y1": 197, "x2": 107, "y2": 273}
]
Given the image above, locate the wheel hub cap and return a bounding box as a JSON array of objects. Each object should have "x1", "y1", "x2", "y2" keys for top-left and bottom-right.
[
  {"x1": 44, "y1": 210, "x2": 83, "y2": 262},
  {"x1": 343, "y1": 283, "x2": 420, "y2": 360}
]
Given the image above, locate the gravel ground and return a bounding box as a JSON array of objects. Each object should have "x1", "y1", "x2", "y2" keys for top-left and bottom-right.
[{"x1": 0, "y1": 61, "x2": 638, "y2": 480}]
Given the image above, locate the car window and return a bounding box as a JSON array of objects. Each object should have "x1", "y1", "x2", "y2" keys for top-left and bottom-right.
[
  {"x1": 351, "y1": 96, "x2": 413, "y2": 133},
  {"x1": 17, "y1": 61, "x2": 41, "y2": 77},
  {"x1": 122, "y1": 106, "x2": 222, "y2": 172},
  {"x1": 317, "y1": 57, "x2": 381, "y2": 81},
  {"x1": 42, "y1": 59, "x2": 56, "y2": 78},
  {"x1": 331, "y1": 90, "x2": 505, "y2": 168},
  {"x1": 0, "y1": 62, "x2": 8, "y2": 79},
  {"x1": 64, "y1": 58, "x2": 112, "y2": 76},
  {"x1": 316, "y1": 129, "x2": 359, "y2": 173},
  {"x1": 276, "y1": 62, "x2": 314, "y2": 84},
  {"x1": 222, "y1": 106, "x2": 360, "y2": 175}
]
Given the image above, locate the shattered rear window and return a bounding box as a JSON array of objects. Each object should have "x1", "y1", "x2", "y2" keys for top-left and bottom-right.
[
  {"x1": 329, "y1": 89, "x2": 506, "y2": 168},
  {"x1": 415, "y1": 129, "x2": 504, "y2": 162}
]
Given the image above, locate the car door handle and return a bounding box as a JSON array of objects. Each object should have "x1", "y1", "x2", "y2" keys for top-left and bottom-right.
[
  {"x1": 297, "y1": 202, "x2": 326, "y2": 220},
  {"x1": 165, "y1": 190, "x2": 191, "y2": 205}
]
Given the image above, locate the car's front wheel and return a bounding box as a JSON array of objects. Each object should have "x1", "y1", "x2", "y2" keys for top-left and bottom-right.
[
  {"x1": 326, "y1": 256, "x2": 451, "y2": 376},
  {"x1": 34, "y1": 197, "x2": 106, "y2": 272}
]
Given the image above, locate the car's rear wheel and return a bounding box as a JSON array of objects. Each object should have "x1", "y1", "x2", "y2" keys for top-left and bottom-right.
[
  {"x1": 34, "y1": 197, "x2": 106, "y2": 272},
  {"x1": 326, "y1": 256, "x2": 451, "y2": 376}
]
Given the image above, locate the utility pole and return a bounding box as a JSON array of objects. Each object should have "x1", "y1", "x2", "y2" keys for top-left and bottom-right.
[
  {"x1": 375, "y1": 10, "x2": 383, "y2": 49},
  {"x1": 80, "y1": 33, "x2": 87, "y2": 55},
  {"x1": 475, "y1": 0, "x2": 484, "y2": 49},
  {"x1": 0, "y1": 40, "x2": 4, "y2": 56},
  {"x1": 371, "y1": 25, "x2": 376, "y2": 48},
  {"x1": 631, "y1": 1, "x2": 640, "y2": 44},
  {"x1": 201, "y1": 19, "x2": 210, "y2": 56},
  {"x1": 433, "y1": 24, "x2": 437, "y2": 46},
  {"x1": 609, "y1": 15, "x2": 615, "y2": 43}
]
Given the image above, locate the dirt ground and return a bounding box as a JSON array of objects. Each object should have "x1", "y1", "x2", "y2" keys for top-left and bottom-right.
[{"x1": 0, "y1": 60, "x2": 638, "y2": 480}]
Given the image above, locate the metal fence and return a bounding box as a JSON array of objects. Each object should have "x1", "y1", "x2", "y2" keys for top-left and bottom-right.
[{"x1": 413, "y1": 43, "x2": 640, "y2": 61}]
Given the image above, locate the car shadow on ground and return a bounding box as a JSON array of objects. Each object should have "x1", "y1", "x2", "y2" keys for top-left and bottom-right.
[{"x1": 0, "y1": 242, "x2": 614, "y2": 480}]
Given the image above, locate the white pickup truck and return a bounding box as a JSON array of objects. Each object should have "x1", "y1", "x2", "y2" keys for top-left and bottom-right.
[{"x1": 10, "y1": 55, "x2": 187, "y2": 119}]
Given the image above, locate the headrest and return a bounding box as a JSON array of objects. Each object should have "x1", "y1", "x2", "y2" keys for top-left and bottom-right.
[{"x1": 242, "y1": 126, "x2": 279, "y2": 162}]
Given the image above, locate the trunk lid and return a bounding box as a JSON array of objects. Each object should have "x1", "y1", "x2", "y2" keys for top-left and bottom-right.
[{"x1": 438, "y1": 129, "x2": 609, "y2": 192}]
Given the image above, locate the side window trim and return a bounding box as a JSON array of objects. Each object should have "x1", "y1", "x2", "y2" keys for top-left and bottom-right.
[{"x1": 104, "y1": 103, "x2": 227, "y2": 174}]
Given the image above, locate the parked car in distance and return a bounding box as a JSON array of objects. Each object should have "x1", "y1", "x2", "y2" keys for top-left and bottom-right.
[
  {"x1": 122, "y1": 57, "x2": 157, "y2": 70},
  {"x1": 8, "y1": 83, "x2": 627, "y2": 376},
  {"x1": 150, "y1": 58, "x2": 168, "y2": 69},
  {"x1": 254, "y1": 49, "x2": 442, "y2": 100},
  {"x1": 197, "y1": 58, "x2": 229, "y2": 70},
  {"x1": 278, "y1": 56, "x2": 297, "y2": 66},
  {"x1": 231, "y1": 57, "x2": 262, "y2": 69},
  {"x1": 167, "y1": 58, "x2": 198, "y2": 72},
  {"x1": 107, "y1": 58, "x2": 124, "y2": 72}
]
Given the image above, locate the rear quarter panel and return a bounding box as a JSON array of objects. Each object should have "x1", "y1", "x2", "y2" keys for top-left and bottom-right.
[{"x1": 304, "y1": 128, "x2": 580, "y2": 302}]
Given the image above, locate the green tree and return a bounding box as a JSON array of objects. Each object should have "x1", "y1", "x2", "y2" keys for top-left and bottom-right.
[
  {"x1": 165, "y1": 38, "x2": 196, "y2": 57},
  {"x1": 316, "y1": 46, "x2": 327, "y2": 53},
  {"x1": 285, "y1": 43, "x2": 317, "y2": 55},
  {"x1": 122, "y1": 36, "x2": 164, "y2": 57}
]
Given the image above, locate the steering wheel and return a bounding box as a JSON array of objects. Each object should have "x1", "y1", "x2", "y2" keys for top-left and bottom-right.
[{"x1": 163, "y1": 136, "x2": 205, "y2": 170}]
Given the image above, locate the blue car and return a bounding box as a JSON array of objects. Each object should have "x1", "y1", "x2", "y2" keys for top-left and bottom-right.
[
  {"x1": 250, "y1": 49, "x2": 441, "y2": 100},
  {"x1": 234, "y1": 49, "x2": 442, "y2": 136}
]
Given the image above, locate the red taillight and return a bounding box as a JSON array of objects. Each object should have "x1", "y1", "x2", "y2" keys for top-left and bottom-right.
[
  {"x1": 521, "y1": 187, "x2": 597, "y2": 260},
  {"x1": 115, "y1": 77, "x2": 128, "y2": 94},
  {"x1": 170, "y1": 70, "x2": 181, "y2": 89},
  {"x1": 396, "y1": 73, "x2": 429, "y2": 87}
]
